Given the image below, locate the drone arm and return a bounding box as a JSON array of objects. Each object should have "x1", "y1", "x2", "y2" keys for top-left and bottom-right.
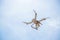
[
  {"x1": 39, "y1": 17, "x2": 49, "y2": 22},
  {"x1": 39, "y1": 18, "x2": 46, "y2": 22},
  {"x1": 23, "y1": 21, "x2": 32, "y2": 25},
  {"x1": 33, "y1": 10, "x2": 37, "y2": 19},
  {"x1": 35, "y1": 13, "x2": 37, "y2": 20}
]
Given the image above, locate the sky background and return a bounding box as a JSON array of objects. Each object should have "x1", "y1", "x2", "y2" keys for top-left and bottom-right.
[{"x1": 0, "y1": 0, "x2": 60, "y2": 40}]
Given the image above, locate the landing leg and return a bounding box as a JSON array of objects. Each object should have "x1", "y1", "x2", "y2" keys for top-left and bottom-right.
[{"x1": 31, "y1": 24, "x2": 38, "y2": 30}]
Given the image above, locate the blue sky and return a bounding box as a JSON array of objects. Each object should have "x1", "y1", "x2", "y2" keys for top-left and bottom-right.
[{"x1": 0, "y1": 0, "x2": 60, "y2": 40}]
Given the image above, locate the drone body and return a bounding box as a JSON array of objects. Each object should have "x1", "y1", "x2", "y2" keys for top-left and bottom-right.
[{"x1": 23, "y1": 10, "x2": 49, "y2": 30}]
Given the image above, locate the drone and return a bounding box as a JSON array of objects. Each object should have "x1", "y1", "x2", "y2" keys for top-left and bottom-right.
[{"x1": 23, "y1": 10, "x2": 49, "y2": 30}]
